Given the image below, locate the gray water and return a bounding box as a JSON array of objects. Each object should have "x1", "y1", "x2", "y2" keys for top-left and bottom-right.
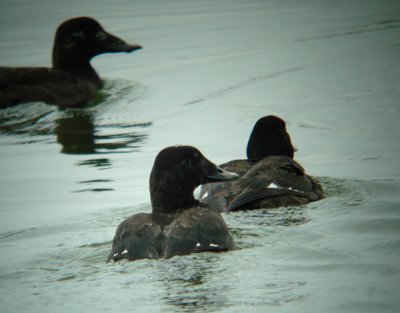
[{"x1": 1, "y1": 0, "x2": 400, "y2": 312}]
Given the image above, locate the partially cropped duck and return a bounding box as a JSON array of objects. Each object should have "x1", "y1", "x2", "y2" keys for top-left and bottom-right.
[
  {"x1": 108, "y1": 145, "x2": 238, "y2": 262},
  {"x1": 0, "y1": 17, "x2": 142, "y2": 108},
  {"x1": 200, "y1": 115, "x2": 324, "y2": 212}
]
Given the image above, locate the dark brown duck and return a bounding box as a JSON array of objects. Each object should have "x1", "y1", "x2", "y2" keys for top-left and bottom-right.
[
  {"x1": 108, "y1": 145, "x2": 238, "y2": 262},
  {"x1": 0, "y1": 17, "x2": 142, "y2": 108},
  {"x1": 199, "y1": 115, "x2": 324, "y2": 212}
]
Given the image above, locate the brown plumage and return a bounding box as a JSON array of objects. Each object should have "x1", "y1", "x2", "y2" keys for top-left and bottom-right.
[
  {"x1": 0, "y1": 17, "x2": 142, "y2": 108},
  {"x1": 200, "y1": 115, "x2": 324, "y2": 212}
]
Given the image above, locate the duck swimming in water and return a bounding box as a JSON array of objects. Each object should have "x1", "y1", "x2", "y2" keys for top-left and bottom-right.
[
  {"x1": 199, "y1": 115, "x2": 324, "y2": 212},
  {"x1": 108, "y1": 145, "x2": 238, "y2": 262},
  {"x1": 0, "y1": 17, "x2": 142, "y2": 108}
]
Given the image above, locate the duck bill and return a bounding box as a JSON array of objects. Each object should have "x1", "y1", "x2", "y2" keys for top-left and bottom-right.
[
  {"x1": 96, "y1": 30, "x2": 142, "y2": 53},
  {"x1": 207, "y1": 166, "x2": 239, "y2": 182}
]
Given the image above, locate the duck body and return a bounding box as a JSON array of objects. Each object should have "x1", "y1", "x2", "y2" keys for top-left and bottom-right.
[
  {"x1": 0, "y1": 67, "x2": 97, "y2": 108},
  {"x1": 163, "y1": 205, "x2": 235, "y2": 258},
  {"x1": 109, "y1": 213, "x2": 171, "y2": 260},
  {"x1": 201, "y1": 156, "x2": 323, "y2": 212},
  {"x1": 110, "y1": 205, "x2": 235, "y2": 261},
  {"x1": 200, "y1": 115, "x2": 324, "y2": 212},
  {"x1": 216, "y1": 159, "x2": 256, "y2": 177},
  {"x1": 108, "y1": 146, "x2": 238, "y2": 262},
  {"x1": 0, "y1": 17, "x2": 142, "y2": 108}
]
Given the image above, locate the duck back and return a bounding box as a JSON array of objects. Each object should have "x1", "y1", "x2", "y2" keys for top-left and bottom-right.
[{"x1": 201, "y1": 156, "x2": 323, "y2": 212}]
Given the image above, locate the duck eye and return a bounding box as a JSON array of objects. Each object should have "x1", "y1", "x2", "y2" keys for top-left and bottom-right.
[{"x1": 192, "y1": 152, "x2": 199, "y2": 160}]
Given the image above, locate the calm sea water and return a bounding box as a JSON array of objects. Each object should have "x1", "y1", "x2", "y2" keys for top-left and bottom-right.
[{"x1": 1, "y1": 1, "x2": 400, "y2": 312}]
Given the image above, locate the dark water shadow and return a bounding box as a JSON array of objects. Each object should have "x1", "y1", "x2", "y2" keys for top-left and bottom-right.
[
  {"x1": 0, "y1": 80, "x2": 150, "y2": 193},
  {"x1": 54, "y1": 111, "x2": 96, "y2": 154},
  {"x1": 54, "y1": 109, "x2": 150, "y2": 192},
  {"x1": 54, "y1": 110, "x2": 151, "y2": 156},
  {"x1": 0, "y1": 80, "x2": 150, "y2": 154}
]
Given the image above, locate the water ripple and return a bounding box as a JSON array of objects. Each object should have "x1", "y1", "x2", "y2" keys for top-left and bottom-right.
[
  {"x1": 298, "y1": 19, "x2": 400, "y2": 42},
  {"x1": 0, "y1": 79, "x2": 151, "y2": 155}
]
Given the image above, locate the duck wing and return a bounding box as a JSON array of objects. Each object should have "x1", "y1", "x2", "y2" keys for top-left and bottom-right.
[
  {"x1": 198, "y1": 159, "x2": 255, "y2": 211},
  {"x1": 219, "y1": 159, "x2": 256, "y2": 176},
  {"x1": 163, "y1": 206, "x2": 234, "y2": 258},
  {"x1": 226, "y1": 177, "x2": 313, "y2": 212},
  {"x1": 226, "y1": 156, "x2": 322, "y2": 211},
  {"x1": 108, "y1": 213, "x2": 171, "y2": 262}
]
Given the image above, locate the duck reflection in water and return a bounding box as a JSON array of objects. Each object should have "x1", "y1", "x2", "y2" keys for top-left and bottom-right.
[
  {"x1": 54, "y1": 110, "x2": 150, "y2": 156},
  {"x1": 55, "y1": 111, "x2": 96, "y2": 154}
]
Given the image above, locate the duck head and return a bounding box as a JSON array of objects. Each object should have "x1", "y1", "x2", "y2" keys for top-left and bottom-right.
[
  {"x1": 246, "y1": 115, "x2": 295, "y2": 161},
  {"x1": 52, "y1": 17, "x2": 142, "y2": 69},
  {"x1": 150, "y1": 145, "x2": 238, "y2": 214}
]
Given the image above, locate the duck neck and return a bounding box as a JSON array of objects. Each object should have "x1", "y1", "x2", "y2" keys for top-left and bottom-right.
[
  {"x1": 52, "y1": 55, "x2": 103, "y2": 88},
  {"x1": 246, "y1": 135, "x2": 294, "y2": 160},
  {"x1": 150, "y1": 183, "x2": 199, "y2": 215}
]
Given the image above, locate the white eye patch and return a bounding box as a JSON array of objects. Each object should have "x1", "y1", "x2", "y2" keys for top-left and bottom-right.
[
  {"x1": 71, "y1": 31, "x2": 85, "y2": 39},
  {"x1": 95, "y1": 31, "x2": 107, "y2": 41}
]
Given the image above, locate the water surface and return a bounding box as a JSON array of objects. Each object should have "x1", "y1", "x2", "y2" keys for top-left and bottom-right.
[{"x1": 1, "y1": 1, "x2": 399, "y2": 312}]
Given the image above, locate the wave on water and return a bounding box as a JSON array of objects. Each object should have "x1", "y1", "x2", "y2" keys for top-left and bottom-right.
[
  {"x1": 1, "y1": 177, "x2": 398, "y2": 313},
  {"x1": 297, "y1": 18, "x2": 400, "y2": 42},
  {"x1": 183, "y1": 67, "x2": 304, "y2": 106}
]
